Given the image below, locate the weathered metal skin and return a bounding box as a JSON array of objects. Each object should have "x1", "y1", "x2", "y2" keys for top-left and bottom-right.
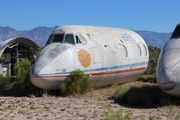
[
  {"x1": 30, "y1": 25, "x2": 149, "y2": 90},
  {"x1": 157, "y1": 22, "x2": 180, "y2": 96}
]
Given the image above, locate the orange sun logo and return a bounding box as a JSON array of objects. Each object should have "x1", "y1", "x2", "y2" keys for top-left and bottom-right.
[{"x1": 78, "y1": 49, "x2": 91, "y2": 67}]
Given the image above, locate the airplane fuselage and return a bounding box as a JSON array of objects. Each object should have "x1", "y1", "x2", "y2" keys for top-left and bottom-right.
[
  {"x1": 157, "y1": 22, "x2": 180, "y2": 96},
  {"x1": 30, "y1": 25, "x2": 149, "y2": 90}
]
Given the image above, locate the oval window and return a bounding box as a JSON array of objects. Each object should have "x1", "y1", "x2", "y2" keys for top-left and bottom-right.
[
  {"x1": 143, "y1": 45, "x2": 147, "y2": 56},
  {"x1": 122, "y1": 44, "x2": 128, "y2": 57},
  {"x1": 137, "y1": 45, "x2": 142, "y2": 56}
]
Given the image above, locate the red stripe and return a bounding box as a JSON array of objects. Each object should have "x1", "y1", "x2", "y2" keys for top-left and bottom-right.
[
  {"x1": 30, "y1": 67, "x2": 146, "y2": 79},
  {"x1": 30, "y1": 75, "x2": 68, "y2": 79},
  {"x1": 91, "y1": 67, "x2": 146, "y2": 76}
]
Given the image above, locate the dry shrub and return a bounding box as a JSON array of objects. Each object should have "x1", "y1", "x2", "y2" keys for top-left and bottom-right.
[{"x1": 59, "y1": 69, "x2": 90, "y2": 96}]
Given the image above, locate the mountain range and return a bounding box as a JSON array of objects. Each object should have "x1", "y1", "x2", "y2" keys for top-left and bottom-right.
[{"x1": 0, "y1": 26, "x2": 172, "y2": 48}]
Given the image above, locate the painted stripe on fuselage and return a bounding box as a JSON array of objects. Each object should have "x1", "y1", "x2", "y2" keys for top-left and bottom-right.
[
  {"x1": 30, "y1": 61, "x2": 148, "y2": 79},
  {"x1": 90, "y1": 67, "x2": 146, "y2": 76}
]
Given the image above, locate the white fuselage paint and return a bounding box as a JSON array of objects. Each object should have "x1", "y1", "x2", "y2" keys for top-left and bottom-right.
[
  {"x1": 156, "y1": 22, "x2": 180, "y2": 96},
  {"x1": 30, "y1": 25, "x2": 149, "y2": 90}
]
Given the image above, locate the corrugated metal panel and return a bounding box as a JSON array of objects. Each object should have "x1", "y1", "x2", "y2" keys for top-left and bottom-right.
[
  {"x1": 0, "y1": 38, "x2": 16, "y2": 50},
  {"x1": 0, "y1": 37, "x2": 40, "y2": 57}
]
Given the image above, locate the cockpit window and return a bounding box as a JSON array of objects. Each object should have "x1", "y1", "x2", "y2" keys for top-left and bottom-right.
[
  {"x1": 46, "y1": 35, "x2": 54, "y2": 45},
  {"x1": 46, "y1": 34, "x2": 64, "y2": 45},
  {"x1": 76, "y1": 36, "x2": 82, "y2": 44},
  {"x1": 79, "y1": 35, "x2": 87, "y2": 44},
  {"x1": 46, "y1": 34, "x2": 87, "y2": 46},
  {"x1": 170, "y1": 23, "x2": 180, "y2": 39},
  {"x1": 64, "y1": 34, "x2": 75, "y2": 44},
  {"x1": 75, "y1": 35, "x2": 87, "y2": 45},
  {"x1": 53, "y1": 34, "x2": 64, "y2": 43}
]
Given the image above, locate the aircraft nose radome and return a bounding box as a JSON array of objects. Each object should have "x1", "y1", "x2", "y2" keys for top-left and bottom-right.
[
  {"x1": 157, "y1": 67, "x2": 175, "y2": 91},
  {"x1": 30, "y1": 64, "x2": 58, "y2": 89}
]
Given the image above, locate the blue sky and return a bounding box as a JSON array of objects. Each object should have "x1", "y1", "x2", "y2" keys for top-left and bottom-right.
[{"x1": 0, "y1": 0, "x2": 179, "y2": 32}]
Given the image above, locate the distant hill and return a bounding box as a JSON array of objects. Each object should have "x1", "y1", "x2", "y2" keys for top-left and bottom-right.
[
  {"x1": 0, "y1": 26, "x2": 59, "y2": 46},
  {"x1": 0, "y1": 26, "x2": 172, "y2": 48},
  {"x1": 136, "y1": 30, "x2": 172, "y2": 48}
]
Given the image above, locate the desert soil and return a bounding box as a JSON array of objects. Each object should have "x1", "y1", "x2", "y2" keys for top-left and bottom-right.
[{"x1": 0, "y1": 81, "x2": 180, "y2": 120}]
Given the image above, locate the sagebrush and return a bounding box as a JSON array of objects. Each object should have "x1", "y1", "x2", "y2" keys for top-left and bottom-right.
[
  {"x1": 59, "y1": 69, "x2": 90, "y2": 96},
  {"x1": 13, "y1": 58, "x2": 39, "y2": 95},
  {"x1": 14, "y1": 58, "x2": 31, "y2": 82}
]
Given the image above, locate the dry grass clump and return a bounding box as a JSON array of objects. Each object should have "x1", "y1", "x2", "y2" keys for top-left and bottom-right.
[{"x1": 103, "y1": 103, "x2": 132, "y2": 120}]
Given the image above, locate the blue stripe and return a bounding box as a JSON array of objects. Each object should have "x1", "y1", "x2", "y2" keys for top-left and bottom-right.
[
  {"x1": 38, "y1": 61, "x2": 148, "y2": 76},
  {"x1": 83, "y1": 61, "x2": 148, "y2": 73}
]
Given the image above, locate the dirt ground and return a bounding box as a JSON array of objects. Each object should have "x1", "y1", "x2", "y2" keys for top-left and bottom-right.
[{"x1": 0, "y1": 81, "x2": 180, "y2": 120}]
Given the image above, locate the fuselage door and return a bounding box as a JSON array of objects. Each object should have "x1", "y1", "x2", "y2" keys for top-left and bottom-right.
[
  {"x1": 95, "y1": 33, "x2": 120, "y2": 72},
  {"x1": 105, "y1": 46, "x2": 119, "y2": 72}
]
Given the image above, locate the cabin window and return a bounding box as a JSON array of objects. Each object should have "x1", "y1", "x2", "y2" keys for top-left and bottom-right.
[
  {"x1": 122, "y1": 44, "x2": 128, "y2": 57},
  {"x1": 143, "y1": 45, "x2": 147, "y2": 56},
  {"x1": 53, "y1": 34, "x2": 64, "y2": 43},
  {"x1": 64, "y1": 34, "x2": 75, "y2": 44},
  {"x1": 137, "y1": 45, "x2": 142, "y2": 56}
]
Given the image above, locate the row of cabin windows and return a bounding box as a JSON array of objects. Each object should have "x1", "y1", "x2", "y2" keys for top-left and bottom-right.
[
  {"x1": 46, "y1": 34, "x2": 87, "y2": 46},
  {"x1": 122, "y1": 44, "x2": 148, "y2": 58}
]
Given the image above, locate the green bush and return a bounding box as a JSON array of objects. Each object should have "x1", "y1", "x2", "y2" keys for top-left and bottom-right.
[
  {"x1": 114, "y1": 88, "x2": 129, "y2": 103},
  {"x1": 114, "y1": 84, "x2": 172, "y2": 106},
  {"x1": 59, "y1": 69, "x2": 90, "y2": 96},
  {"x1": 127, "y1": 90, "x2": 147, "y2": 106},
  {"x1": 13, "y1": 58, "x2": 39, "y2": 95},
  {"x1": 144, "y1": 46, "x2": 161, "y2": 75},
  {"x1": 0, "y1": 74, "x2": 11, "y2": 90},
  {"x1": 0, "y1": 58, "x2": 40, "y2": 95},
  {"x1": 14, "y1": 58, "x2": 31, "y2": 82},
  {"x1": 59, "y1": 82, "x2": 67, "y2": 95}
]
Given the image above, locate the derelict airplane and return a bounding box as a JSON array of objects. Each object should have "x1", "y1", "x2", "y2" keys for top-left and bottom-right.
[
  {"x1": 30, "y1": 25, "x2": 149, "y2": 90},
  {"x1": 157, "y1": 22, "x2": 180, "y2": 96}
]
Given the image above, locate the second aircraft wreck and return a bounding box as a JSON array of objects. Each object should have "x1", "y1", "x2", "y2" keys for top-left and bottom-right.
[
  {"x1": 30, "y1": 25, "x2": 149, "y2": 90},
  {"x1": 0, "y1": 37, "x2": 40, "y2": 76},
  {"x1": 157, "y1": 22, "x2": 180, "y2": 96}
]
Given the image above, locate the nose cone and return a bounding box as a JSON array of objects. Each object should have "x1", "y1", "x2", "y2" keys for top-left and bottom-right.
[
  {"x1": 157, "y1": 49, "x2": 178, "y2": 91},
  {"x1": 30, "y1": 43, "x2": 70, "y2": 89},
  {"x1": 157, "y1": 67, "x2": 176, "y2": 90},
  {"x1": 30, "y1": 64, "x2": 59, "y2": 89}
]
